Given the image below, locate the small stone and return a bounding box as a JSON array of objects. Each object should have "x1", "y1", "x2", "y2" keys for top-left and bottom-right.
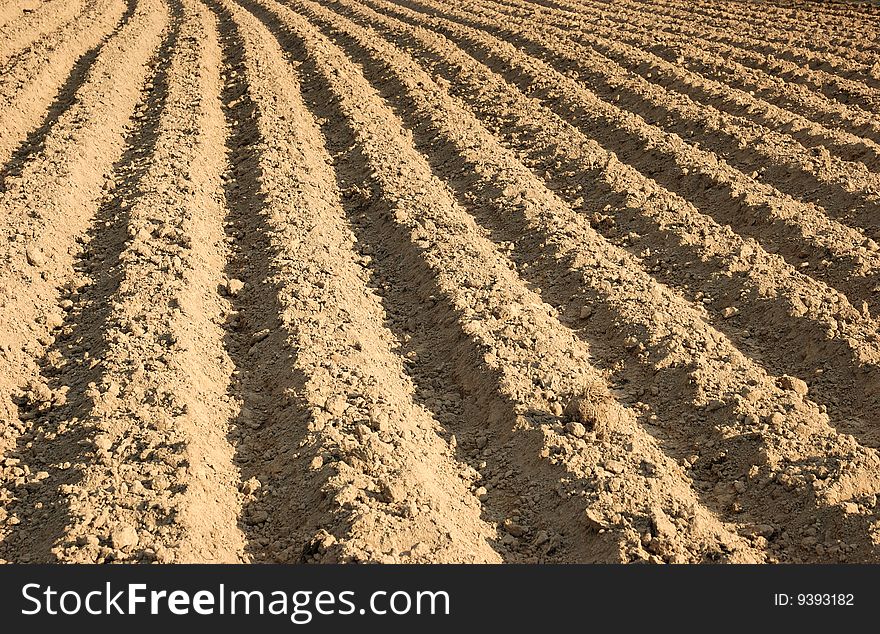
[
  {"x1": 563, "y1": 387, "x2": 616, "y2": 434},
  {"x1": 843, "y1": 502, "x2": 859, "y2": 515},
  {"x1": 246, "y1": 510, "x2": 269, "y2": 525},
  {"x1": 583, "y1": 507, "x2": 606, "y2": 530},
  {"x1": 733, "y1": 480, "x2": 746, "y2": 494},
  {"x1": 324, "y1": 394, "x2": 347, "y2": 416},
  {"x1": 650, "y1": 506, "x2": 677, "y2": 540},
  {"x1": 778, "y1": 375, "x2": 808, "y2": 396},
  {"x1": 769, "y1": 412, "x2": 785, "y2": 427},
  {"x1": 474, "y1": 486, "x2": 488, "y2": 501},
  {"x1": 369, "y1": 408, "x2": 389, "y2": 432},
  {"x1": 381, "y1": 480, "x2": 407, "y2": 504},
  {"x1": 502, "y1": 519, "x2": 527, "y2": 537},
  {"x1": 309, "y1": 455, "x2": 323, "y2": 471},
  {"x1": 110, "y1": 523, "x2": 139, "y2": 550},
  {"x1": 94, "y1": 436, "x2": 113, "y2": 451},
  {"x1": 604, "y1": 460, "x2": 625, "y2": 474},
  {"x1": 45, "y1": 313, "x2": 64, "y2": 329},
  {"x1": 754, "y1": 524, "x2": 775, "y2": 539},
  {"x1": 579, "y1": 305, "x2": 593, "y2": 319},
  {"x1": 226, "y1": 278, "x2": 245, "y2": 296},
  {"x1": 564, "y1": 421, "x2": 586, "y2": 437},
  {"x1": 28, "y1": 382, "x2": 53, "y2": 404},
  {"x1": 25, "y1": 246, "x2": 46, "y2": 267},
  {"x1": 240, "y1": 477, "x2": 261, "y2": 495},
  {"x1": 721, "y1": 306, "x2": 738, "y2": 319}
]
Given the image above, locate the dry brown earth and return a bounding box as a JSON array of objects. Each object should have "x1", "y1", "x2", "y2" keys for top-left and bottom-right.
[{"x1": 1, "y1": 0, "x2": 880, "y2": 563}]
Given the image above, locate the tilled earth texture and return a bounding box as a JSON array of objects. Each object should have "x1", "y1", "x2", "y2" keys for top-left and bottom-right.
[{"x1": 2, "y1": 0, "x2": 880, "y2": 564}]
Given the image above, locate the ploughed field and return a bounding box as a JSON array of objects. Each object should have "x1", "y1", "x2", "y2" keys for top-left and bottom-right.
[{"x1": 2, "y1": 0, "x2": 880, "y2": 564}]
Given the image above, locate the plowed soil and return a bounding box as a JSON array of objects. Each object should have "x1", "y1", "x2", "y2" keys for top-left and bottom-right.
[{"x1": 2, "y1": 0, "x2": 880, "y2": 564}]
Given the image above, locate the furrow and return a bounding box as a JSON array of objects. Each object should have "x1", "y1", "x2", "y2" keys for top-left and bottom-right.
[
  {"x1": 357, "y1": 0, "x2": 880, "y2": 455},
  {"x1": 312, "y1": 0, "x2": 880, "y2": 564},
  {"x1": 637, "y1": 0, "x2": 880, "y2": 65},
  {"x1": 0, "y1": 0, "x2": 85, "y2": 68},
  {"x1": 475, "y1": 0, "x2": 880, "y2": 264},
  {"x1": 552, "y1": 0, "x2": 880, "y2": 114},
  {"x1": 640, "y1": 0, "x2": 880, "y2": 63},
  {"x1": 390, "y1": 1, "x2": 880, "y2": 310},
  {"x1": 240, "y1": 0, "x2": 766, "y2": 563},
  {"x1": 488, "y1": 0, "x2": 880, "y2": 164},
  {"x1": 45, "y1": 0, "x2": 248, "y2": 564},
  {"x1": 606, "y1": 0, "x2": 880, "y2": 90},
  {"x1": 0, "y1": 0, "x2": 169, "y2": 558},
  {"x1": 208, "y1": 0, "x2": 502, "y2": 564},
  {"x1": 0, "y1": 0, "x2": 129, "y2": 183}
]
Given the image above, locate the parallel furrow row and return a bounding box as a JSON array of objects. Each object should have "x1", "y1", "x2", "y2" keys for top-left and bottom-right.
[
  {"x1": 267, "y1": 0, "x2": 880, "y2": 562},
  {"x1": 0, "y1": 0, "x2": 130, "y2": 180},
  {"x1": 0, "y1": 0, "x2": 85, "y2": 68},
  {"x1": 208, "y1": 0, "x2": 502, "y2": 564},
  {"x1": 2, "y1": 0, "x2": 879, "y2": 564},
  {"x1": 551, "y1": 0, "x2": 880, "y2": 114},
  {"x1": 383, "y1": 0, "x2": 880, "y2": 318},
  {"x1": 372, "y1": 0, "x2": 880, "y2": 438},
  {"x1": 242, "y1": 0, "x2": 769, "y2": 563},
  {"x1": 639, "y1": 0, "x2": 880, "y2": 64},
  {"x1": 492, "y1": 0, "x2": 880, "y2": 161},
  {"x1": 0, "y1": 0, "x2": 169, "y2": 560},
  {"x1": 603, "y1": 0, "x2": 880, "y2": 90}
]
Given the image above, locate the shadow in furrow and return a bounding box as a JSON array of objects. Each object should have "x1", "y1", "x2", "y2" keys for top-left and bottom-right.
[
  {"x1": 207, "y1": 0, "x2": 345, "y2": 563},
  {"x1": 386, "y1": 0, "x2": 880, "y2": 310},
  {"x1": 0, "y1": 0, "x2": 139, "y2": 192},
  {"x1": 0, "y1": 8, "x2": 180, "y2": 563},
  {"x1": 504, "y1": 0, "x2": 880, "y2": 159},
  {"x1": 357, "y1": 0, "x2": 880, "y2": 451},
  {"x1": 237, "y1": 0, "x2": 653, "y2": 563},
  {"x1": 296, "y1": 1, "x2": 880, "y2": 562}
]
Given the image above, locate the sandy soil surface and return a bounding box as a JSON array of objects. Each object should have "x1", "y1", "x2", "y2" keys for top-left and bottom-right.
[{"x1": 1, "y1": 0, "x2": 880, "y2": 563}]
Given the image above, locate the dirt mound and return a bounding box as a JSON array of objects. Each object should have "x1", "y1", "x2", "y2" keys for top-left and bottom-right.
[{"x1": 1, "y1": 0, "x2": 880, "y2": 563}]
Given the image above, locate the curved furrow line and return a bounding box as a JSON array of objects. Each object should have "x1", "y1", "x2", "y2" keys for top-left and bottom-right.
[
  {"x1": 351, "y1": 0, "x2": 880, "y2": 455},
  {"x1": 207, "y1": 0, "x2": 501, "y2": 564},
  {"x1": 695, "y1": 0, "x2": 880, "y2": 28},
  {"x1": 641, "y1": 0, "x2": 880, "y2": 63},
  {"x1": 0, "y1": 0, "x2": 169, "y2": 559},
  {"x1": 606, "y1": 0, "x2": 880, "y2": 87},
  {"x1": 422, "y1": 0, "x2": 880, "y2": 257},
  {"x1": 276, "y1": 0, "x2": 880, "y2": 563},
  {"x1": 489, "y1": 0, "x2": 880, "y2": 161},
  {"x1": 476, "y1": 0, "x2": 880, "y2": 230},
  {"x1": 703, "y1": 0, "x2": 878, "y2": 38},
  {"x1": 547, "y1": 0, "x2": 880, "y2": 114},
  {"x1": 0, "y1": 0, "x2": 85, "y2": 68},
  {"x1": 753, "y1": 0, "x2": 880, "y2": 24},
  {"x1": 240, "y1": 0, "x2": 765, "y2": 564},
  {"x1": 644, "y1": 0, "x2": 880, "y2": 63},
  {"x1": 0, "y1": 0, "x2": 130, "y2": 185},
  {"x1": 378, "y1": 0, "x2": 880, "y2": 317},
  {"x1": 42, "y1": 0, "x2": 249, "y2": 564}
]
